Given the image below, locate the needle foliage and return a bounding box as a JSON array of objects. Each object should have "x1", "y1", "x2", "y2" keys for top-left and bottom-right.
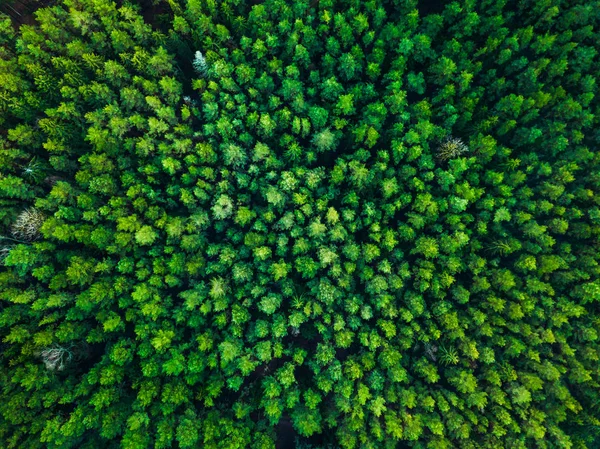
[{"x1": 1, "y1": 0, "x2": 600, "y2": 448}]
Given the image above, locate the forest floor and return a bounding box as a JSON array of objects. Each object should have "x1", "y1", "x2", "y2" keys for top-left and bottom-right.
[{"x1": 0, "y1": 0, "x2": 55, "y2": 28}]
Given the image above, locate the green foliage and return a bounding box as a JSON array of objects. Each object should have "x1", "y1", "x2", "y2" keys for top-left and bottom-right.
[{"x1": 0, "y1": 0, "x2": 599, "y2": 448}]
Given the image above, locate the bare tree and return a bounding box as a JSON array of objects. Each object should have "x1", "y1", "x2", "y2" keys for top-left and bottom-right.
[
  {"x1": 437, "y1": 136, "x2": 469, "y2": 161},
  {"x1": 10, "y1": 208, "x2": 45, "y2": 242}
]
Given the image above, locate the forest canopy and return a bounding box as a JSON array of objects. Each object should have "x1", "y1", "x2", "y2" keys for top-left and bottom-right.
[{"x1": 1, "y1": 0, "x2": 600, "y2": 448}]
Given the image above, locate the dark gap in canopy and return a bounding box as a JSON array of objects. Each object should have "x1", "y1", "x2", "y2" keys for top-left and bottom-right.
[{"x1": 417, "y1": 0, "x2": 452, "y2": 16}]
